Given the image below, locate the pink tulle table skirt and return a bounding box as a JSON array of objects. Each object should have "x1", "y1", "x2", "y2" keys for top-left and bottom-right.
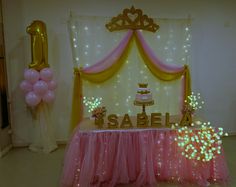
[{"x1": 60, "y1": 128, "x2": 229, "y2": 187}]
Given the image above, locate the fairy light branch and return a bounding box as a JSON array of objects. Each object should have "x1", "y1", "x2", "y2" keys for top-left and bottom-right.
[
  {"x1": 174, "y1": 92, "x2": 228, "y2": 162},
  {"x1": 175, "y1": 122, "x2": 228, "y2": 162},
  {"x1": 83, "y1": 96, "x2": 102, "y2": 113},
  {"x1": 185, "y1": 92, "x2": 205, "y2": 111}
]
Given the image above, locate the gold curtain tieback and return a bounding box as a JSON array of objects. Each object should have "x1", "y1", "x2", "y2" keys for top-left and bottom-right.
[{"x1": 73, "y1": 67, "x2": 81, "y2": 75}]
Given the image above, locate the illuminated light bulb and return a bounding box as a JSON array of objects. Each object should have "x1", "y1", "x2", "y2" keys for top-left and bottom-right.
[
  {"x1": 176, "y1": 121, "x2": 228, "y2": 162},
  {"x1": 83, "y1": 96, "x2": 102, "y2": 113}
]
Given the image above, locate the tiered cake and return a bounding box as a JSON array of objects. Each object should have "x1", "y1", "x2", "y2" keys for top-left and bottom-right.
[{"x1": 134, "y1": 83, "x2": 154, "y2": 104}]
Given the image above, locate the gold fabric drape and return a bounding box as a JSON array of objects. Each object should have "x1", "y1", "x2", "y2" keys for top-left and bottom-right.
[
  {"x1": 70, "y1": 68, "x2": 83, "y2": 131},
  {"x1": 134, "y1": 31, "x2": 191, "y2": 103},
  {"x1": 80, "y1": 36, "x2": 134, "y2": 83},
  {"x1": 70, "y1": 35, "x2": 134, "y2": 130},
  {"x1": 70, "y1": 31, "x2": 191, "y2": 131}
]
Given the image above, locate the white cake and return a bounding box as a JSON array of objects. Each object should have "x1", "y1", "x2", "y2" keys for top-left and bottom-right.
[{"x1": 135, "y1": 83, "x2": 153, "y2": 103}]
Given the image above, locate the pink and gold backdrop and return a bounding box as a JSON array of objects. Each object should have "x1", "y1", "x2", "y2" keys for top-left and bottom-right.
[{"x1": 68, "y1": 14, "x2": 192, "y2": 130}]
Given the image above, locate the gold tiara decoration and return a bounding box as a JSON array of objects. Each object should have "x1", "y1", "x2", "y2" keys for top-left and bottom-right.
[{"x1": 106, "y1": 6, "x2": 159, "y2": 32}]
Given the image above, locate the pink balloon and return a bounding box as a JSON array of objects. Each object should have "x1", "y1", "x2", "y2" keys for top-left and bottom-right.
[
  {"x1": 25, "y1": 91, "x2": 41, "y2": 107},
  {"x1": 20, "y1": 80, "x2": 33, "y2": 93},
  {"x1": 47, "y1": 80, "x2": 57, "y2": 90},
  {"x1": 33, "y1": 80, "x2": 48, "y2": 96},
  {"x1": 42, "y1": 90, "x2": 55, "y2": 103},
  {"x1": 24, "y1": 68, "x2": 40, "y2": 84},
  {"x1": 40, "y1": 68, "x2": 53, "y2": 82}
]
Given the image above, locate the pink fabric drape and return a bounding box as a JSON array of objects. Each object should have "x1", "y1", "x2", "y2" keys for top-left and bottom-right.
[
  {"x1": 82, "y1": 30, "x2": 134, "y2": 73},
  {"x1": 81, "y1": 29, "x2": 185, "y2": 74},
  {"x1": 135, "y1": 30, "x2": 185, "y2": 72},
  {"x1": 79, "y1": 30, "x2": 190, "y2": 114},
  {"x1": 60, "y1": 128, "x2": 229, "y2": 187},
  {"x1": 134, "y1": 30, "x2": 191, "y2": 112}
]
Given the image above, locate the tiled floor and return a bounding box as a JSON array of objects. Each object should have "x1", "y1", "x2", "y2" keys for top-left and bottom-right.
[
  {"x1": 0, "y1": 145, "x2": 65, "y2": 187},
  {"x1": 0, "y1": 136, "x2": 235, "y2": 187}
]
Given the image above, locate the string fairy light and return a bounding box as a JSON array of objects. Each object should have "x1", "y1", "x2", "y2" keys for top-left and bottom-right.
[
  {"x1": 174, "y1": 122, "x2": 228, "y2": 162},
  {"x1": 83, "y1": 96, "x2": 102, "y2": 113},
  {"x1": 185, "y1": 92, "x2": 205, "y2": 110},
  {"x1": 175, "y1": 92, "x2": 228, "y2": 162}
]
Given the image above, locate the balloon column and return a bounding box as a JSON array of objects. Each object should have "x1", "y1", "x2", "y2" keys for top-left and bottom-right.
[
  {"x1": 20, "y1": 68, "x2": 57, "y2": 107},
  {"x1": 20, "y1": 20, "x2": 57, "y2": 107}
]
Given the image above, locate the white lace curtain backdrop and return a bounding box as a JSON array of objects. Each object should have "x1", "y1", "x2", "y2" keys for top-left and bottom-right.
[{"x1": 68, "y1": 14, "x2": 192, "y2": 117}]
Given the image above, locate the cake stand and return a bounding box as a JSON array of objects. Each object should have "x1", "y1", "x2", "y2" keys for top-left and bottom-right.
[{"x1": 134, "y1": 100, "x2": 154, "y2": 115}]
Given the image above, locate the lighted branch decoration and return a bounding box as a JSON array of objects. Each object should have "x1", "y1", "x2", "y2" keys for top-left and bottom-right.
[
  {"x1": 174, "y1": 92, "x2": 228, "y2": 162},
  {"x1": 83, "y1": 96, "x2": 106, "y2": 127},
  {"x1": 183, "y1": 92, "x2": 205, "y2": 114},
  {"x1": 175, "y1": 122, "x2": 228, "y2": 162},
  {"x1": 83, "y1": 96, "x2": 102, "y2": 113}
]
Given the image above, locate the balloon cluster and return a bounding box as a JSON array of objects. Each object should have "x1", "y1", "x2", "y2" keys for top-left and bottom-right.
[{"x1": 20, "y1": 68, "x2": 57, "y2": 107}]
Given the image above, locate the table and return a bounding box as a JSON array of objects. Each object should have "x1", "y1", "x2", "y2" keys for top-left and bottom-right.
[{"x1": 60, "y1": 118, "x2": 229, "y2": 187}]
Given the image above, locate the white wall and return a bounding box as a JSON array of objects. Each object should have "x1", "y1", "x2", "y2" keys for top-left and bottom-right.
[{"x1": 2, "y1": 0, "x2": 236, "y2": 145}]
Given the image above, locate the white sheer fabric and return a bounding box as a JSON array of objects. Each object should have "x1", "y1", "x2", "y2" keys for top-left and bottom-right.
[
  {"x1": 68, "y1": 14, "x2": 191, "y2": 117},
  {"x1": 28, "y1": 103, "x2": 58, "y2": 153}
]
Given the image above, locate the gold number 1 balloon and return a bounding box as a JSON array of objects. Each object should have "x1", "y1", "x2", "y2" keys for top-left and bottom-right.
[{"x1": 27, "y1": 20, "x2": 49, "y2": 71}]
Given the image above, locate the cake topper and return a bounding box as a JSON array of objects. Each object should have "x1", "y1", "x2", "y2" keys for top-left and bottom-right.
[{"x1": 138, "y1": 83, "x2": 148, "y2": 88}]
